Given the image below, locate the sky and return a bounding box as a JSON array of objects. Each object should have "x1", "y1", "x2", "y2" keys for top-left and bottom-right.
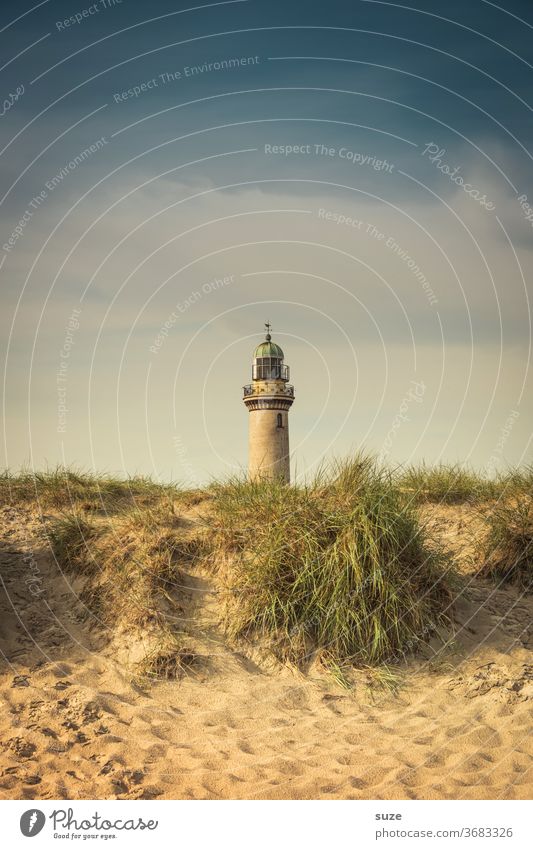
[{"x1": 1, "y1": 0, "x2": 532, "y2": 483}]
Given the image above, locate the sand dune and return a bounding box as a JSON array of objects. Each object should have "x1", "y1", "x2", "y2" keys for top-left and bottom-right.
[{"x1": 0, "y1": 502, "x2": 531, "y2": 800}]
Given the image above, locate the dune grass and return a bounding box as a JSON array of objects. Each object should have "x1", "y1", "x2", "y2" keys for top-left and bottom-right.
[
  {"x1": 396, "y1": 463, "x2": 499, "y2": 504},
  {"x1": 48, "y1": 509, "x2": 189, "y2": 626},
  {"x1": 47, "y1": 510, "x2": 104, "y2": 576},
  {"x1": 396, "y1": 462, "x2": 533, "y2": 504},
  {"x1": 10, "y1": 457, "x2": 533, "y2": 671},
  {"x1": 48, "y1": 505, "x2": 187, "y2": 626},
  {"x1": 47, "y1": 504, "x2": 204, "y2": 679},
  {"x1": 478, "y1": 495, "x2": 533, "y2": 590},
  {"x1": 0, "y1": 466, "x2": 181, "y2": 512},
  {"x1": 210, "y1": 457, "x2": 456, "y2": 666}
]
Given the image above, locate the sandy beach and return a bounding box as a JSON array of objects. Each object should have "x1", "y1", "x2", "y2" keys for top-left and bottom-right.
[{"x1": 0, "y1": 500, "x2": 531, "y2": 801}]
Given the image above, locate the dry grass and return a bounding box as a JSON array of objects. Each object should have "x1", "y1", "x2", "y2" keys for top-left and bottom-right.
[
  {"x1": 49, "y1": 506, "x2": 192, "y2": 626},
  {"x1": 46, "y1": 510, "x2": 104, "y2": 576},
  {"x1": 0, "y1": 467, "x2": 180, "y2": 512},
  {"x1": 135, "y1": 631, "x2": 201, "y2": 683},
  {"x1": 47, "y1": 503, "x2": 203, "y2": 679},
  {"x1": 478, "y1": 495, "x2": 533, "y2": 590}
]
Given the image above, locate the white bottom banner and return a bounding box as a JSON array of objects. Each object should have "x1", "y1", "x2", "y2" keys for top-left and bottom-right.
[{"x1": 1, "y1": 799, "x2": 531, "y2": 848}]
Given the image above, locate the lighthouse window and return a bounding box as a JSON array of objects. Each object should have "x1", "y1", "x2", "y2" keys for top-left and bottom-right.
[
  {"x1": 277, "y1": 413, "x2": 283, "y2": 428},
  {"x1": 252, "y1": 357, "x2": 289, "y2": 381}
]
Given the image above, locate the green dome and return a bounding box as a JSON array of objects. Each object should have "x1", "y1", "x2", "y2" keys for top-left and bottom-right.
[{"x1": 254, "y1": 339, "x2": 284, "y2": 359}]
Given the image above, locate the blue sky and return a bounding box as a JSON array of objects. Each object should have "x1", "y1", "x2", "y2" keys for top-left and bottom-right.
[{"x1": 1, "y1": 0, "x2": 532, "y2": 481}]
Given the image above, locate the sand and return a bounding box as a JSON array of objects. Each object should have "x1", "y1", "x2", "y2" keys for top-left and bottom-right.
[{"x1": 0, "y1": 502, "x2": 531, "y2": 800}]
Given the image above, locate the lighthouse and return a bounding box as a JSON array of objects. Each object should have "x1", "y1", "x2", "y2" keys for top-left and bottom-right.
[{"x1": 243, "y1": 324, "x2": 295, "y2": 483}]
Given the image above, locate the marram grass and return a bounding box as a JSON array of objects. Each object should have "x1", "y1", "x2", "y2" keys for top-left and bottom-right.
[
  {"x1": 478, "y1": 495, "x2": 533, "y2": 590},
  {"x1": 210, "y1": 457, "x2": 457, "y2": 666},
  {"x1": 0, "y1": 466, "x2": 179, "y2": 511},
  {"x1": 47, "y1": 504, "x2": 202, "y2": 679},
  {"x1": 396, "y1": 462, "x2": 533, "y2": 504},
  {"x1": 13, "y1": 457, "x2": 533, "y2": 671},
  {"x1": 48, "y1": 506, "x2": 191, "y2": 626}
]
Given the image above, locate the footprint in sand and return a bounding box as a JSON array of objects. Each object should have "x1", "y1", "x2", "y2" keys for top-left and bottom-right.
[
  {"x1": 99, "y1": 760, "x2": 115, "y2": 775},
  {"x1": 28, "y1": 700, "x2": 45, "y2": 718},
  {"x1": 424, "y1": 751, "x2": 450, "y2": 767},
  {"x1": 11, "y1": 675, "x2": 30, "y2": 688},
  {"x1": 336, "y1": 753, "x2": 358, "y2": 767},
  {"x1": 462, "y1": 726, "x2": 502, "y2": 748},
  {"x1": 39, "y1": 727, "x2": 58, "y2": 739},
  {"x1": 143, "y1": 744, "x2": 168, "y2": 763},
  {"x1": 82, "y1": 701, "x2": 102, "y2": 723},
  {"x1": 344, "y1": 733, "x2": 363, "y2": 746},
  {"x1": 123, "y1": 768, "x2": 145, "y2": 785},
  {"x1": 275, "y1": 687, "x2": 310, "y2": 711},
  {"x1": 138, "y1": 785, "x2": 163, "y2": 799},
  {"x1": 322, "y1": 694, "x2": 345, "y2": 715},
  {"x1": 6, "y1": 737, "x2": 37, "y2": 759},
  {"x1": 320, "y1": 784, "x2": 341, "y2": 794},
  {"x1": 74, "y1": 732, "x2": 89, "y2": 744}
]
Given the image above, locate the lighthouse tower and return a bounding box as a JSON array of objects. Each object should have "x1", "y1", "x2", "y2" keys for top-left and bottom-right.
[{"x1": 243, "y1": 324, "x2": 295, "y2": 483}]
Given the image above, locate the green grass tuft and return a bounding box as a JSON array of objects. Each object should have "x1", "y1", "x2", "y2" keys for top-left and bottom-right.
[{"x1": 210, "y1": 457, "x2": 456, "y2": 666}]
